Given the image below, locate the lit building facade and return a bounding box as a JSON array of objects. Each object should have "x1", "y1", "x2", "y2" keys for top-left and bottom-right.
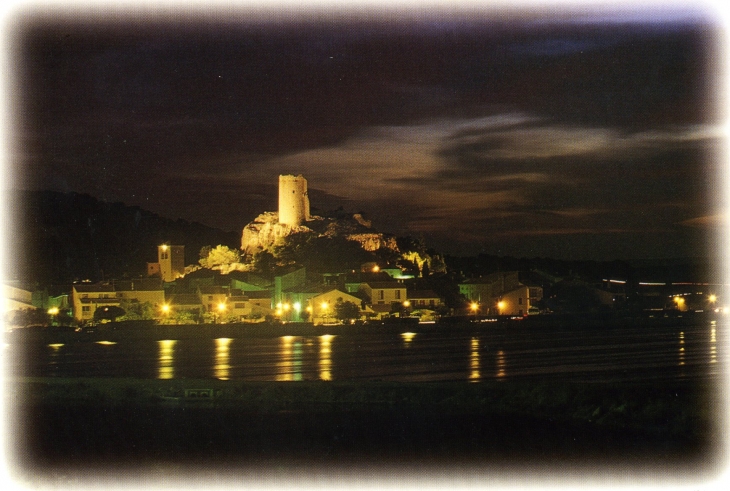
[{"x1": 71, "y1": 279, "x2": 165, "y2": 322}]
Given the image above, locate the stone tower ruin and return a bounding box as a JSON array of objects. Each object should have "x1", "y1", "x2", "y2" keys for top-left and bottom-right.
[{"x1": 278, "y1": 174, "x2": 310, "y2": 227}]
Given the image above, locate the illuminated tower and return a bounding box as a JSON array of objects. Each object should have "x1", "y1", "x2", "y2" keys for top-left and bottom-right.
[
  {"x1": 278, "y1": 174, "x2": 310, "y2": 227},
  {"x1": 158, "y1": 244, "x2": 185, "y2": 282}
]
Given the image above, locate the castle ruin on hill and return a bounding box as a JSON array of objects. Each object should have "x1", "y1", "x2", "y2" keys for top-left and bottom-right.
[{"x1": 240, "y1": 174, "x2": 398, "y2": 256}]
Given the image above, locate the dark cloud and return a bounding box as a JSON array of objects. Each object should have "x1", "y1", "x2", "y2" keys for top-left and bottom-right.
[{"x1": 7, "y1": 7, "x2": 722, "y2": 260}]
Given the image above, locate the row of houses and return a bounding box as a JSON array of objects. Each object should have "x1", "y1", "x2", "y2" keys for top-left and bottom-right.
[
  {"x1": 3, "y1": 243, "x2": 544, "y2": 326},
  {"x1": 69, "y1": 268, "x2": 445, "y2": 325},
  {"x1": 458, "y1": 271, "x2": 544, "y2": 316}
]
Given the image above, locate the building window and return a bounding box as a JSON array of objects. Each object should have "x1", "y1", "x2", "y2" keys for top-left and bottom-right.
[
  {"x1": 395, "y1": 290, "x2": 401, "y2": 299},
  {"x1": 82, "y1": 306, "x2": 90, "y2": 312},
  {"x1": 379, "y1": 290, "x2": 384, "y2": 300},
  {"x1": 235, "y1": 303, "x2": 245, "y2": 309},
  {"x1": 519, "y1": 298, "x2": 523, "y2": 305}
]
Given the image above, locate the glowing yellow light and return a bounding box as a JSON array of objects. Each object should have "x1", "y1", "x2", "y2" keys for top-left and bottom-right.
[
  {"x1": 401, "y1": 332, "x2": 416, "y2": 345},
  {"x1": 496, "y1": 350, "x2": 506, "y2": 378},
  {"x1": 47, "y1": 307, "x2": 59, "y2": 315},
  {"x1": 470, "y1": 302, "x2": 478, "y2": 312},
  {"x1": 372, "y1": 265, "x2": 380, "y2": 273},
  {"x1": 217, "y1": 302, "x2": 226, "y2": 312},
  {"x1": 161, "y1": 304, "x2": 170, "y2": 314},
  {"x1": 709, "y1": 294, "x2": 717, "y2": 303},
  {"x1": 96, "y1": 341, "x2": 117, "y2": 345},
  {"x1": 470, "y1": 337, "x2": 480, "y2": 381},
  {"x1": 306, "y1": 306, "x2": 313, "y2": 313},
  {"x1": 276, "y1": 302, "x2": 283, "y2": 309},
  {"x1": 283, "y1": 303, "x2": 291, "y2": 311},
  {"x1": 497, "y1": 301, "x2": 506, "y2": 311},
  {"x1": 319, "y1": 335, "x2": 333, "y2": 381},
  {"x1": 403, "y1": 300, "x2": 411, "y2": 308},
  {"x1": 215, "y1": 338, "x2": 232, "y2": 380},
  {"x1": 158, "y1": 339, "x2": 176, "y2": 380},
  {"x1": 161, "y1": 244, "x2": 168, "y2": 251},
  {"x1": 321, "y1": 302, "x2": 329, "y2": 311},
  {"x1": 293, "y1": 302, "x2": 301, "y2": 312}
]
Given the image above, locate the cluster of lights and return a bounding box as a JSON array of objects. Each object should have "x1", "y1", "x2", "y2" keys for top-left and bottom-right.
[
  {"x1": 468, "y1": 300, "x2": 506, "y2": 315},
  {"x1": 670, "y1": 293, "x2": 730, "y2": 314},
  {"x1": 274, "y1": 301, "x2": 304, "y2": 318}
]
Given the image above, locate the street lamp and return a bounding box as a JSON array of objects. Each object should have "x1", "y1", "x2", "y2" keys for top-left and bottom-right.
[
  {"x1": 160, "y1": 303, "x2": 171, "y2": 324},
  {"x1": 48, "y1": 307, "x2": 59, "y2": 326},
  {"x1": 673, "y1": 296, "x2": 685, "y2": 311},
  {"x1": 217, "y1": 302, "x2": 227, "y2": 323},
  {"x1": 321, "y1": 301, "x2": 329, "y2": 324},
  {"x1": 497, "y1": 301, "x2": 506, "y2": 315},
  {"x1": 470, "y1": 302, "x2": 479, "y2": 317},
  {"x1": 403, "y1": 300, "x2": 411, "y2": 317}
]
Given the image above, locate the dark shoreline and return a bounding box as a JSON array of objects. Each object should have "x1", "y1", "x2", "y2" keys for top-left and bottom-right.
[
  {"x1": 6, "y1": 376, "x2": 723, "y2": 481},
  {"x1": 5, "y1": 310, "x2": 717, "y2": 344}
]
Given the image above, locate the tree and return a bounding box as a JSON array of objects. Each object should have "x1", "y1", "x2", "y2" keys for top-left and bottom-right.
[
  {"x1": 120, "y1": 300, "x2": 154, "y2": 320},
  {"x1": 199, "y1": 245, "x2": 241, "y2": 269},
  {"x1": 334, "y1": 300, "x2": 360, "y2": 323},
  {"x1": 253, "y1": 250, "x2": 277, "y2": 275},
  {"x1": 93, "y1": 305, "x2": 126, "y2": 323},
  {"x1": 173, "y1": 310, "x2": 199, "y2": 324},
  {"x1": 199, "y1": 245, "x2": 212, "y2": 262}
]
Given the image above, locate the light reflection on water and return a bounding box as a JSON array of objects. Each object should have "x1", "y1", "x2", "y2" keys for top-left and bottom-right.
[
  {"x1": 276, "y1": 335, "x2": 303, "y2": 381},
  {"x1": 401, "y1": 332, "x2": 416, "y2": 346},
  {"x1": 678, "y1": 331, "x2": 685, "y2": 367},
  {"x1": 157, "y1": 339, "x2": 176, "y2": 380},
  {"x1": 469, "y1": 337, "x2": 480, "y2": 382},
  {"x1": 48, "y1": 343, "x2": 64, "y2": 367},
  {"x1": 319, "y1": 335, "x2": 334, "y2": 381},
  {"x1": 18, "y1": 321, "x2": 721, "y2": 382},
  {"x1": 496, "y1": 350, "x2": 506, "y2": 378},
  {"x1": 214, "y1": 338, "x2": 232, "y2": 380}
]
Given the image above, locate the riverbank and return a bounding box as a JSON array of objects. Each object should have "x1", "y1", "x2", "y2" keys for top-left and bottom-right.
[
  {"x1": 5, "y1": 310, "x2": 717, "y2": 344},
  {"x1": 6, "y1": 376, "x2": 723, "y2": 483}
]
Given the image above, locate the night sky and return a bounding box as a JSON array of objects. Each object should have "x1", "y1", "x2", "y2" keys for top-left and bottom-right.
[{"x1": 5, "y1": 3, "x2": 725, "y2": 260}]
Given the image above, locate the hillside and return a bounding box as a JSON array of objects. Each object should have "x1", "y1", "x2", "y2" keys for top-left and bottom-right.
[{"x1": 4, "y1": 190, "x2": 239, "y2": 284}]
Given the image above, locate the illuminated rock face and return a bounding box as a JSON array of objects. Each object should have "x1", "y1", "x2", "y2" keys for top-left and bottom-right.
[
  {"x1": 278, "y1": 174, "x2": 310, "y2": 227},
  {"x1": 241, "y1": 174, "x2": 398, "y2": 256},
  {"x1": 240, "y1": 212, "x2": 312, "y2": 256},
  {"x1": 347, "y1": 233, "x2": 399, "y2": 252}
]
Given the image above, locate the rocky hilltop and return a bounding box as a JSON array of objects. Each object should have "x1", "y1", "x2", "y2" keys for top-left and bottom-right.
[{"x1": 241, "y1": 211, "x2": 399, "y2": 257}]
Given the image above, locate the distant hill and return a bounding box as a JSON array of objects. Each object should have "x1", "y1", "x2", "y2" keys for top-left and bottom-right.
[
  {"x1": 4, "y1": 190, "x2": 240, "y2": 284},
  {"x1": 445, "y1": 253, "x2": 715, "y2": 285}
]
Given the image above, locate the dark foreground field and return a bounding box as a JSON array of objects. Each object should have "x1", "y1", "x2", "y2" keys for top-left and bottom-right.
[{"x1": 5, "y1": 377, "x2": 726, "y2": 487}]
